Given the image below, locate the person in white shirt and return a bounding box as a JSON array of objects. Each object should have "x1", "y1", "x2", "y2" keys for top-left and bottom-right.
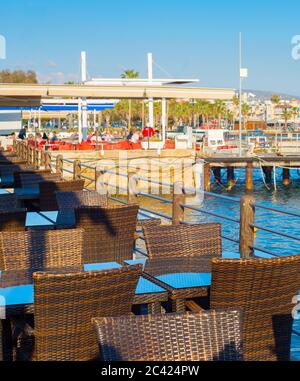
[{"x1": 130, "y1": 130, "x2": 140, "y2": 144}]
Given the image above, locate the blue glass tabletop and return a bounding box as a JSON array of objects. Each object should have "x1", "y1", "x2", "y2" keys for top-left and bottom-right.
[
  {"x1": 26, "y1": 211, "x2": 58, "y2": 226},
  {"x1": 0, "y1": 189, "x2": 10, "y2": 195},
  {"x1": 26, "y1": 210, "x2": 75, "y2": 227},
  {"x1": 0, "y1": 175, "x2": 14, "y2": 184},
  {"x1": 157, "y1": 272, "x2": 212, "y2": 289},
  {"x1": 14, "y1": 188, "x2": 40, "y2": 197}
]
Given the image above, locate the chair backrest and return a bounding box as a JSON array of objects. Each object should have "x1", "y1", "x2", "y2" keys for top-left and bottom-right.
[
  {"x1": 0, "y1": 194, "x2": 18, "y2": 211},
  {"x1": 0, "y1": 164, "x2": 34, "y2": 177},
  {"x1": 39, "y1": 180, "x2": 85, "y2": 211},
  {"x1": 14, "y1": 169, "x2": 52, "y2": 188},
  {"x1": 75, "y1": 204, "x2": 139, "y2": 263},
  {"x1": 210, "y1": 256, "x2": 300, "y2": 361},
  {"x1": 33, "y1": 265, "x2": 142, "y2": 361},
  {"x1": 0, "y1": 228, "x2": 84, "y2": 270},
  {"x1": 143, "y1": 223, "x2": 222, "y2": 259},
  {"x1": 55, "y1": 190, "x2": 108, "y2": 210},
  {"x1": 0, "y1": 209, "x2": 26, "y2": 231},
  {"x1": 20, "y1": 173, "x2": 61, "y2": 189},
  {"x1": 93, "y1": 309, "x2": 243, "y2": 361}
]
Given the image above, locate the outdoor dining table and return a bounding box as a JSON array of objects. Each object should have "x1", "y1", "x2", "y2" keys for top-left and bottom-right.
[
  {"x1": 14, "y1": 188, "x2": 40, "y2": 200},
  {"x1": 125, "y1": 252, "x2": 241, "y2": 313},
  {"x1": 25, "y1": 210, "x2": 158, "y2": 229},
  {"x1": 0, "y1": 261, "x2": 168, "y2": 360},
  {"x1": 25, "y1": 210, "x2": 75, "y2": 228},
  {"x1": 0, "y1": 176, "x2": 14, "y2": 188}
]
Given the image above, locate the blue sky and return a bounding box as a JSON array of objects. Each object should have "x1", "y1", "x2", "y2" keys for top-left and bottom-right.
[{"x1": 1, "y1": 0, "x2": 300, "y2": 95}]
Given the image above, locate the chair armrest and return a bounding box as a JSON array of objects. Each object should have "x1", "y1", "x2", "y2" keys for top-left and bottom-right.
[{"x1": 185, "y1": 300, "x2": 206, "y2": 312}]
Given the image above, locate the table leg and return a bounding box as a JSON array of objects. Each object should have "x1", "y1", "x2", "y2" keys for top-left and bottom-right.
[
  {"x1": 148, "y1": 302, "x2": 164, "y2": 315},
  {"x1": 171, "y1": 298, "x2": 186, "y2": 313},
  {"x1": 1, "y1": 318, "x2": 13, "y2": 361}
]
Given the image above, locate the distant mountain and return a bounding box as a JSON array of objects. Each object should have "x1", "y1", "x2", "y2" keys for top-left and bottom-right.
[{"x1": 244, "y1": 89, "x2": 300, "y2": 101}]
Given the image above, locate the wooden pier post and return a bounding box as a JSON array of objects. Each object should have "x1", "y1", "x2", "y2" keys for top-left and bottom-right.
[
  {"x1": 263, "y1": 166, "x2": 273, "y2": 183},
  {"x1": 128, "y1": 171, "x2": 138, "y2": 204},
  {"x1": 204, "y1": 163, "x2": 211, "y2": 192},
  {"x1": 213, "y1": 167, "x2": 221, "y2": 184},
  {"x1": 282, "y1": 168, "x2": 290, "y2": 186},
  {"x1": 27, "y1": 145, "x2": 31, "y2": 165},
  {"x1": 34, "y1": 148, "x2": 39, "y2": 169},
  {"x1": 172, "y1": 181, "x2": 185, "y2": 225},
  {"x1": 45, "y1": 153, "x2": 51, "y2": 171},
  {"x1": 95, "y1": 169, "x2": 100, "y2": 191},
  {"x1": 13, "y1": 139, "x2": 17, "y2": 155},
  {"x1": 245, "y1": 162, "x2": 253, "y2": 192},
  {"x1": 239, "y1": 195, "x2": 255, "y2": 258},
  {"x1": 227, "y1": 167, "x2": 235, "y2": 182},
  {"x1": 73, "y1": 160, "x2": 81, "y2": 180},
  {"x1": 56, "y1": 155, "x2": 63, "y2": 177}
]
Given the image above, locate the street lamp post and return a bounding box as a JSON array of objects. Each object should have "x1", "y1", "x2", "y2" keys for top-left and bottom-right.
[
  {"x1": 190, "y1": 98, "x2": 196, "y2": 128},
  {"x1": 239, "y1": 32, "x2": 248, "y2": 157}
]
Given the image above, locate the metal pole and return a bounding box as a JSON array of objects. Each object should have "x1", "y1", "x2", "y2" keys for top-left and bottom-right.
[
  {"x1": 162, "y1": 98, "x2": 167, "y2": 145},
  {"x1": 78, "y1": 99, "x2": 82, "y2": 143},
  {"x1": 239, "y1": 32, "x2": 242, "y2": 157},
  {"x1": 147, "y1": 53, "x2": 154, "y2": 150}
]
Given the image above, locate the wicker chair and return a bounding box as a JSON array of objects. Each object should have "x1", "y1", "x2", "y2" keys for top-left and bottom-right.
[
  {"x1": 29, "y1": 265, "x2": 142, "y2": 361},
  {"x1": 19, "y1": 173, "x2": 62, "y2": 189},
  {"x1": 39, "y1": 180, "x2": 85, "y2": 211},
  {"x1": 75, "y1": 204, "x2": 139, "y2": 264},
  {"x1": 55, "y1": 190, "x2": 108, "y2": 210},
  {"x1": 142, "y1": 223, "x2": 222, "y2": 259},
  {"x1": 0, "y1": 158, "x2": 27, "y2": 164},
  {"x1": 0, "y1": 209, "x2": 26, "y2": 231},
  {"x1": 0, "y1": 165, "x2": 35, "y2": 187},
  {"x1": 0, "y1": 228, "x2": 84, "y2": 270},
  {"x1": 210, "y1": 256, "x2": 300, "y2": 361},
  {"x1": 0, "y1": 194, "x2": 19, "y2": 211},
  {"x1": 93, "y1": 309, "x2": 243, "y2": 361},
  {"x1": 14, "y1": 170, "x2": 52, "y2": 188},
  {"x1": 0, "y1": 164, "x2": 35, "y2": 176}
]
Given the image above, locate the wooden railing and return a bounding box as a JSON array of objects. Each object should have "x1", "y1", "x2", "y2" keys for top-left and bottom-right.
[{"x1": 12, "y1": 140, "x2": 300, "y2": 260}]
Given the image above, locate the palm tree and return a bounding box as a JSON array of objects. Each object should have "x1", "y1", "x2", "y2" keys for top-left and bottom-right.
[
  {"x1": 232, "y1": 95, "x2": 239, "y2": 107},
  {"x1": 242, "y1": 103, "x2": 250, "y2": 129},
  {"x1": 120, "y1": 69, "x2": 139, "y2": 129},
  {"x1": 291, "y1": 107, "x2": 298, "y2": 130},
  {"x1": 213, "y1": 100, "x2": 226, "y2": 128},
  {"x1": 282, "y1": 109, "x2": 292, "y2": 130},
  {"x1": 271, "y1": 94, "x2": 281, "y2": 105}
]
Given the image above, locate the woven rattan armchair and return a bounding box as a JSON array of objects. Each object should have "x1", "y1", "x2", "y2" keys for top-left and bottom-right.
[
  {"x1": 0, "y1": 228, "x2": 84, "y2": 270},
  {"x1": 142, "y1": 223, "x2": 222, "y2": 259},
  {"x1": 0, "y1": 194, "x2": 19, "y2": 211},
  {"x1": 0, "y1": 164, "x2": 35, "y2": 176},
  {"x1": 29, "y1": 265, "x2": 142, "y2": 361},
  {"x1": 0, "y1": 209, "x2": 26, "y2": 231},
  {"x1": 39, "y1": 180, "x2": 85, "y2": 211},
  {"x1": 55, "y1": 190, "x2": 108, "y2": 210},
  {"x1": 75, "y1": 204, "x2": 139, "y2": 264},
  {"x1": 210, "y1": 255, "x2": 300, "y2": 361},
  {"x1": 19, "y1": 173, "x2": 62, "y2": 189},
  {"x1": 93, "y1": 309, "x2": 243, "y2": 361},
  {"x1": 14, "y1": 170, "x2": 52, "y2": 188}
]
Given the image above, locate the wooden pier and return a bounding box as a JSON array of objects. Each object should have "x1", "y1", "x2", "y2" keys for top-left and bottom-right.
[{"x1": 202, "y1": 156, "x2": 300, "y2": 191}]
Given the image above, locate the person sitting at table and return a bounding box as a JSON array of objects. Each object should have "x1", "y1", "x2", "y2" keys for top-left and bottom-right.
[
  {"x1": 50, "y1": 131, "x2": 58, "y2": 142},
  {"x1": 18, "y1": 125, "x2": 28, "y2": 140}
]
